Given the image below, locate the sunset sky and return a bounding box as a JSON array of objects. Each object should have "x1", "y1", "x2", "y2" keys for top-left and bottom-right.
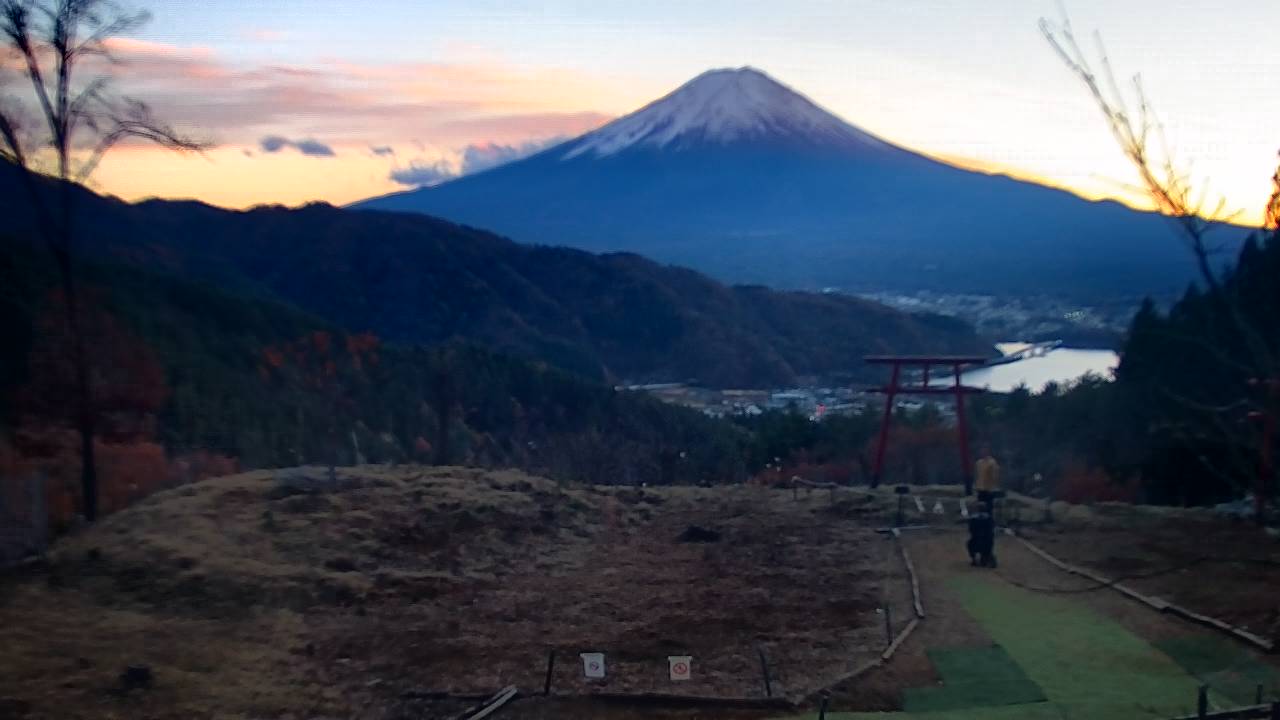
[{"x1": 56, "y1": 0, "x2": 1280, "y2": 224}]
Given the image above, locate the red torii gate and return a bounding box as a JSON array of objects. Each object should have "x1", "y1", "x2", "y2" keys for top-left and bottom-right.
[{"x1": 865, "y1": 355, "x2": 987, "y2": 493}]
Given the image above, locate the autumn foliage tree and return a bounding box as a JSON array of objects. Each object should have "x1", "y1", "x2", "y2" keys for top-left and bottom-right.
[
  {"x1": 21, "y1": 290, "x2": 167, "y2": 433},
  {"x1": 259, "y1": 331, "x2": 380, "y2": 475},
  {"x1": 15, "y1": 290, "x2": 170, "y2": 522}
]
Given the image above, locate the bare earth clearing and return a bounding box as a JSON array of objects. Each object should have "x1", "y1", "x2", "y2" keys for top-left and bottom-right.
[
  {"x1": 1024, "y1": 514, "x2": 1280, "y2": 642},
  {"x1": 3, "y1": 472, "x2": 1279, "y2": 720},
  {"x1": 0, "y1": 467, "x2": 902, "y2": 720}
]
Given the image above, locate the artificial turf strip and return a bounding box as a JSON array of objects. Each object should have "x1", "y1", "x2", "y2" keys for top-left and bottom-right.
[
  {"x1": 806, "y1": 704, "x2": 1067, "y2": 720},
  {"x1": 902, "y1": 645, "x2": 1046, "y2": 712},
  {"x1": 768, "y1": 571, "x2": 1249, "y2": 717},
  {"x1": 950, "y1": 574, "x2": 1207, "y2": 720},
  {"x1": 1155, "y1": 635, "x2": 1280, "y2": 705},
  {"x1": 775, "y1": 574, "x2": 1231, "y2": 720}
]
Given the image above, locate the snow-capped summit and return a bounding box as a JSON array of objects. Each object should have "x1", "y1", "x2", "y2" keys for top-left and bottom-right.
[
  {"x1": 355, "y1": 66, "x2": 1236, "y2": 300},
  {"x1": 562, "y1": 66, "x2": 889, "y2": 159}
]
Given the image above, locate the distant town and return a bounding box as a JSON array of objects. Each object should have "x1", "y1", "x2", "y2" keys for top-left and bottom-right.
[
  {"x1": 853, "y1": 290, "x2": 1151, "y2": 349},
  {"x1": 619, "y1": 382, "x2": 955, "y2": 422},
  {"x1": 618, "y1": 289, "x2": 1142, "y2": 420}
]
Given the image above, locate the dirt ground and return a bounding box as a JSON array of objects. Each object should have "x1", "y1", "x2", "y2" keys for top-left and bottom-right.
[
  {"x1": 1021, "y1": 516, "x2": 1280, "y2": 643},
  {"x1": 819, "y1": 526, "x2": 1280, "y2": 717},
  {"x1": 778, "y1": 483, "x2": 1280, "y2": 716},
  {"x1": 856, "y1": 485, "x2": 1280, "y2": 646},
  {"x1": 5, "y1": 473, "x2": 1278, "y2": 720},
  {"x1": 0, "y1": 467, "x2": 903, "y2": 720}
]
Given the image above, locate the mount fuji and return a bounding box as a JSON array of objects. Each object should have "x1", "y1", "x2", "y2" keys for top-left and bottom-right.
[{"x1": 356, "y1": 67, "x2": 1238, "y2": 298}]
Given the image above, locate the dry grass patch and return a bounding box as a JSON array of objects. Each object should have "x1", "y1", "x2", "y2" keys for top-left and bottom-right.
[{"x1": 1, "y1": 467, "x2": 899, "y2": 719}]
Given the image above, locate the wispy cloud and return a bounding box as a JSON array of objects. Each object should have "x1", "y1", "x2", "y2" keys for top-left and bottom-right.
[
  {"x1": 259, "y1": 135, "x2": 336, "y2": 157},
  {"x1": 95, "y1": 38, "x2": 613, "y2": 150},
  {"x1": 293, "y1": 139, "x2": 335, "y2": 157},
  {"x1": 71, "y1": 38, "x2": 619, "y2": 207},
  {"x1": 389, "y1": 160, "x2": 455, "y2": 187},
  {"x1": 388, "y1": 137, "x2": 565, "y2": 187},
  {"x1": 460, "y1": 137, "x2": 563, "y2": 174}
]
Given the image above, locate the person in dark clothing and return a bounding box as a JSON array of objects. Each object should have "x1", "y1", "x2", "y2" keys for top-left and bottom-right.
[{"x1": 966, "y1": 509, "x2": 997, "y2": 567}]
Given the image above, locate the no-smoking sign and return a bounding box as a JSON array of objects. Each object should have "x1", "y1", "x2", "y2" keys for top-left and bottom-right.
[
  {"x1": 668, "y1": 655, "x2": 692, "y2": 681},
  {"x1": 580, "y1": 652, "x2": 605, "y2": 679}
]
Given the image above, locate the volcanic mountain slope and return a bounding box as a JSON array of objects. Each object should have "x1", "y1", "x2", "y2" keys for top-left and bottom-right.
[
  {"x1": 1, "y1": 161, "x2": 987, "y2": 388},
  {"x1": 358, "y1": 67, "x2": 1243, "y2": 298}
]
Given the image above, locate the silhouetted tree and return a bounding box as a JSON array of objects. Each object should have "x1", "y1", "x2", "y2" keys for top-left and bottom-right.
[
  {"x1": 1041, "y1": 11, "x2": 1280, "y2": 507},
  {"x1": 430, "y1": 349, "x2": 458, "y2": 466},
  {"x1": 259, "y1": 332, "x2": 380, "y2": 477},
  {"x1": 0, "y1": 0, "x2": 205, "y2": 520}
]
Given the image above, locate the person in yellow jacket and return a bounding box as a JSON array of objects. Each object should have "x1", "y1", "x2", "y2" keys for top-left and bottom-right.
[
  {"x1": 974, "y1": 444, "x2": 1000, "y2": 514},
  {"x1": 975, "y1": 444, "x2": 1000, "y2": 493},
  {"x1": 966, "y1": 444, "x2": 1002, "y2": 565}
]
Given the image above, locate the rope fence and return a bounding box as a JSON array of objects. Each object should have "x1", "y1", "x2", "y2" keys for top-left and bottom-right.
[
  {"x1": 1011, "y1": 530, "x2": 1275, "y2": 653},
  {"x1": 800, "y1": 526, "x2": 926, "y2": 704}
]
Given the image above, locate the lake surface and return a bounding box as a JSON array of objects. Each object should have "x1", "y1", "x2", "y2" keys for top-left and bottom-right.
[{"x1": 957, "y1": 343, "x2": 1119, "y2": 393}]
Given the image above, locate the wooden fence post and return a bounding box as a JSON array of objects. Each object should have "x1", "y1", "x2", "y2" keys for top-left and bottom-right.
[
  {"x1": 1196, "y1": 685, "x2": 1208, "y2": 718},
  {"x1": 818, "y1": 695, "x2": 829, "y2": 720},
  {"x1": 543, "y1": 650, "x2": 556, "y2": 696},
  {"x1": 755, "y1": 644, "x2": 773, "y2": 698},
  {"x1": 884, "y1": 605, "x2": 893, "y2": 649}
]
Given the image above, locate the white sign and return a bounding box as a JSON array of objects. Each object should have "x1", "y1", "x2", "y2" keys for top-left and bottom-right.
[
  {"x1": 580, "y1": 652, "x2": 605, "y2": 679},
  {"x1": 913, "y1": 496, "x2": 926, "y2": 513},
  {"x1": 960, "y1": 503, "x2": 970, "y2": 518},
  {"x1": 932, "y1": 500, "x2": 945, "y2": 515},
  {"x1": 668, "y1": 655, "x2": 692, "y2": 681}
]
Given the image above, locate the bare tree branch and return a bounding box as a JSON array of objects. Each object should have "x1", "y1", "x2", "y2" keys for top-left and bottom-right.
[
  {"x1": 1267, "y1": 151, "x2": 1280, "y2": 231},
  {"x1": 1, "y1": 0, "x2": 210, "y2": 521},
  {"x1": 0, "y1": 98, "x2": 28, "y2": 165},
  {"x1": 75, "y1": 97, "x2": 208, "y2": 181},
  {"x1": 1039, "y1": 13, "x2": 1231, "y2": 280},
  {"x1": 1042, "y1": 9, "x2": 1280, "y2": 505},
  {"x1": 2, "y1": 2, "x2": 60, "y2": 152}
]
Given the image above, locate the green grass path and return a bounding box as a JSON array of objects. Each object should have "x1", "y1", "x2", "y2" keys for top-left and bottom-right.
[
  {"x1": 778, "y1": 574, "x2": 1219, "y2": 720},
  {"x1": 1156, "y1": 635, "x2": 1279, "y2": 706}
]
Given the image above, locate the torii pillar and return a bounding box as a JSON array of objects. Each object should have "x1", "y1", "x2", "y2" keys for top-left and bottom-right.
[{"x1": 865, "y1": 355, "x2": 987, "y2": 494}]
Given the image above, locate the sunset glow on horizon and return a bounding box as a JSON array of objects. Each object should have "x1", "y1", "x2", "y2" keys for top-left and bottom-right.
[{"x1": 58, "y1": 0, "x2": 1280, "y2": 225}]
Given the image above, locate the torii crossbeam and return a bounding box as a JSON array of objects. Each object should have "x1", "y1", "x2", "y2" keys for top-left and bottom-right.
[{"x1": 865, "y1": 355, "x2": 987, "y2": 493}]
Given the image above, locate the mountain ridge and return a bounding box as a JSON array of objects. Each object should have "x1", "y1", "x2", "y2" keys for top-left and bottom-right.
[
  {"x1": 1, "y1": 159, "x2": 991, "y2": 388},
  {"x1": 356, "y1": 67, "x2": 1245, "y2": 299},
  {"x1": 561, "y1": 66, "x2": 893, "y2": 158}
]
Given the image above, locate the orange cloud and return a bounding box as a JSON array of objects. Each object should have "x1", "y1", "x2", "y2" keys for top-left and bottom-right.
[
  {"x1": 102, "y1": 37, "x2": 215, "y2": 59},
  {"x1": 89, "y1": 39, "x2": 617, "y2": 149},
  {"x1": 53, "y1": 39, "x2": 621, "y2": 208}
]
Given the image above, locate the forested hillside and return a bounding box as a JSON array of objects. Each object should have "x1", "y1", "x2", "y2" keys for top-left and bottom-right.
[
  {"x1": 1, "y1": 160, "x2": 990, "y2": 388},
  {"x1": 0, "y1": 244, "x2": 746, "y2": 525},
  {"x1": 715, "y1": 225, "x2": 1280, "y2": 508},
  {"x1": 955, "y1": 227, "x2": 1280, "y2": 506}
]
